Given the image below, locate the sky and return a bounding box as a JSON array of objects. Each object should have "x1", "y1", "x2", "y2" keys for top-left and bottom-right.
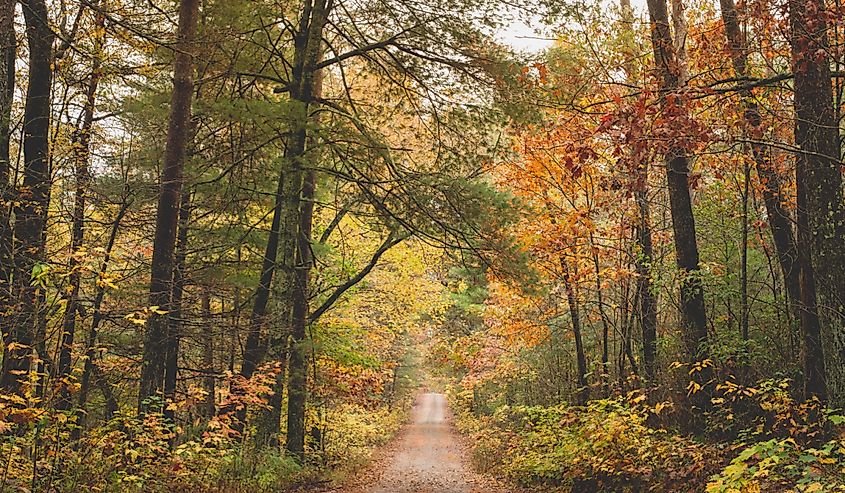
[
  {"x1": 496, "y1": 0, "x2": 650, "y2": 52},
  {"x1": 496, "y1": 18, "x2": 556, "y2": 53}
]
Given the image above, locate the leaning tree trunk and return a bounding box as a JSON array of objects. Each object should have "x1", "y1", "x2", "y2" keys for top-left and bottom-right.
[
  {"x1": 73, "y1": 196, "x2": 130, "y2": 440},
  {"x1": 789, "y1": 0, "x2": 842, "y2": 401},
  {"x1": 718, "y1": 0, "x2": 802, "y2": 349},
  {"x1": 1, "y1": 0, "x2": 54, "y2": 398},
  {"x1": 138, "y1": 0, "x2": 200, "y2": 412}
]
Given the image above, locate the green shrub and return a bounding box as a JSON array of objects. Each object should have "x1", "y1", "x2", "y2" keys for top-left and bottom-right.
[{"x1": 453, "y1": 393, "x2": 720, "y2": 492}]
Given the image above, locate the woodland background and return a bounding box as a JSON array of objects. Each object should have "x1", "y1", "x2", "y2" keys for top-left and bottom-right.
[{"x1": 1, "y1": 0, "x2": 845, "y2": 491}]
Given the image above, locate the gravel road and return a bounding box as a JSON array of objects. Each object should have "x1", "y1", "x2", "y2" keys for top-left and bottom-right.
[{"x1": 335, "y1": 392, "x2": 510, "y2": 493}]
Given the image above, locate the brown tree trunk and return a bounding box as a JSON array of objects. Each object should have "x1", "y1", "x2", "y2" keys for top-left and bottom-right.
[
  {"x1": 789, "y1": 0, "x2": 841, "y2": 400},
  {"x1": 283, "y1": 0, "x2": 330, "y2": 452},
  {"x1": 139, "y1": 0, "x2": 200, "y2": 412},
  {"x1": 285, "y1": 166, "x2": 316, "y2": 457},
  {"x1": 233, "y1": 127, "x2": 301, "y2": 432},
  {"x1": 718, "y1": 0, "x2": 801, "y2": 345},
  {"x1": 57, "y1": 17, "x2": 105, "y2": 410},
  {"x1": 201, "y1": 289, "x2": 215, "y2": 418},
  {"x1": 164, "y1": 190, "x2": 191, "y2": 420},
  {"x1": 561, "y1": 258, "x2": 589, "y2": 405},
  {"x1": 589, "y1": 232, "x2": 611, "y2": 387},
  {"x1": 73, "y1": 196, "x2": 130, "y2": 440},
  {"x1": 636, "y1": 188, "x2": 658, "y2": 381},
  {"x1": 619, "y1": 0, "x2": 658, "y2": 383},
  {"x1": 1, "y1": 0, "x2": 54, "y2": 398},
  {"x1": 645, "y1": 0, "x2": 712, "y2": 428},
  {"x1": 0, "y1": 0, "x2": 15, "y2": 381}
]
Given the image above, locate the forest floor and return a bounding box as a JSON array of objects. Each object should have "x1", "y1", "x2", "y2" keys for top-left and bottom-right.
[{"x1": 319, "y1": 391, "x2": 514, "y2": 493}]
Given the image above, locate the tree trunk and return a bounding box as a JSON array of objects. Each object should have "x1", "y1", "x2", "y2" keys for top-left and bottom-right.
[
  {"x1": 283, "y1": 7, "x2": 330, "y2": 452},
  {"x1": 0, "y1": 0, "x2": 16, "y2": 383},
  {"x1": 620, "y1": 0, "x2": 657, "y2": 384},
  {"x1": 1, "y1": 0, "x2": 54, "y2": 398},
  {"x1": 286, "y1": 165, "x2": 316, "y2": 457},
  {"x1": 164, "y1": 190, "x2": 191, "y2": 420},
  {"x1": 561, "y1": 258, "x2": 589, "y2": 405},
  {"x1": 718, "y1": 0, "x2": 801, "y2": 347},
  {"x1": 233, "y1": 126, "x2": 301, "y2": 432},
  {"x1": 139, "y1": 0, "x2": 200, "y2": 412},
  {"x1": 645, "y1": 0, "x2": 712, "y2": 428},
  {"x1": 73, "y1": 196, "x2": 130, "y2": 440},
  {"x1": 57, "y1": 17, "x2": 105, "y2": 410},
  {"x1": 789, "y1": 0, "x2": 841, "y2": 400},
  {"x1": 201, "y1": 289, "x2": 215, "y2": 418},
  {"x1": 589, "y1": 232, "x2": 611, "y2": 387},
  {"x1": 636, "y1": 188, "x2": 658, "y2": 382}
]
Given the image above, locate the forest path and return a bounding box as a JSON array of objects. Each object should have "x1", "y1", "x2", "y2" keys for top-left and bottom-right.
[{"x1": 332, "y1": 392, "x2": 510, "y2": 493}]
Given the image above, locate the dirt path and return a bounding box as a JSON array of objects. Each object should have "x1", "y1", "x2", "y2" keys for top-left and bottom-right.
[{"x1": 335, "y1": 392, "x2": 511, "y2": 493}]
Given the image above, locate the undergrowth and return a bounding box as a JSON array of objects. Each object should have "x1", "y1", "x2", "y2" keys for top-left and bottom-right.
[{"x1": 451, "y1": 379, "x2": 845, "y2": 493}]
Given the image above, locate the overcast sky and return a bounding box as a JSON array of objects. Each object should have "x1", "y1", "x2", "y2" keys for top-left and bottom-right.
[
  {"x1": 496, "y1": 18, "x2": 556, "y2": 52},
  {"x1": 497, "y1": 0, "x2": 649, "y2": 52}
]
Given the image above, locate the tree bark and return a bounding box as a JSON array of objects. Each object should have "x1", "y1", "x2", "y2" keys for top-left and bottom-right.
[
  {"x1": 139, "y1": 0, "x2": 200, "y2": 412},
  {"x1": 718, "y1": 0, "x2": 801, "y2": 347},
  {"x1": 561, "y1": 258, "x2": 589, "y2": 405},
  {"x1": 285, "y1": 165, "x2": 316, "y2": 457},
  {"x1": 201, "y1": 289, "x2": 215, "y2": 418},
  {"x1": 645, "y1": 0, "x2": 712, "y2": 428},
  {"x1": 283, "y1": 0, "x2": 331, "y2": 454},
  {"x1": 73, "y1": 195, "x2": 130, "y2": 440},
  {"x1": 1, "y1": 0, "x2": 54, "y2": 398},
  {"x1": 789, "y1": 0, "x2": 841, "y2": 400},
  {"x1": 635, "y1": 188, "x2": 658, "y2": 382},
  {"x1": 0, "y1": 0, "x2": 16, "y2": 382},
  {"x1": 164, "y1": 190, "x2": 191, "y2": 420},
  {"x1": 57, "y1": 14, "x2": 105, "y2": 410}
]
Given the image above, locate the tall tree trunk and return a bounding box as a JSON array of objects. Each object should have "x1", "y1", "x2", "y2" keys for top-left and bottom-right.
[
  {"x1": 740, "y1": 161, "x2": 750, "y2": 342},
  {"x1": 635, "y1": 188, "x2": 658, "y2": 382},
  {"x1": 789, "y1": 0, "x2": 841, "y2": 400},
  {"x1": 619, "y1": 0, "x2": 658, "y2": 384},
  {"x1": 645, "y1": 0, "x2": 712, "y2": 427},
  {"x1": 285, "y1": 164, "x2": 316, "y2": 458},
  {"x1": 57, "y1": 16, "x2": 105, "y2": 410},
  {"x1": 164, "y1": 190, "x2": 191, "y2": 420},
  {"x1": 233, "y1": 129, "x2": 300, "y2": 433},
  {"x1": 1, "y1": 0, "x2": 54, "y2": 398},
  {"x1": 589, "y1": 232, "x2": 611, "y2": 387},
  {"x1": 234, "y1": 0, "x2": 329, "y2": 441},
  {"x1": 0, "y1": 0, "x2": 16, "y2": 382},
  {"x1": 284, "y1": 0, "x2": 330, "y2": 452},
  {"x1": 238, "y1": 160, "x2": 298, "y2": 383},
  {"x1": 139, "y1": 0, "x2": 200, "y2": 412}
]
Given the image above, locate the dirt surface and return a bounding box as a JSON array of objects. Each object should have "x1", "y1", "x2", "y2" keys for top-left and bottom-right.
[{"x1": 331, "y1": 392, "x2": 513, "y2": 493}]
